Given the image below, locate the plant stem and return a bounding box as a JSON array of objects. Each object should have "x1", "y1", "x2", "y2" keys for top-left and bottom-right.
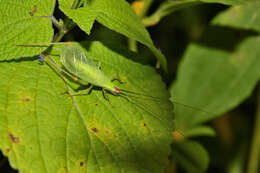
[
  {"x1": 247, "y1": 84, "x2": 260, "y2": 173},
  {"x1": 51, "y1": 16, "x2": 68, "y2": 43},
  {"x1": 142, "y1": 0, "x2": 202, "y2": 27},
  {"x1": 142, "y1": 15, "x2": 160, "y2": 27},
  {"x1": 52, "y1": 0, "x2": 82, "y2": 43},
  {"x1": 51, "y1": 16, "x2": 62, "y2": 31},
  {"x1": 128, "y1": 39, "x2": 138, "y2": 52},
  {"x1": 53, "y1": 30, "x2": 66, "y2": 43}
]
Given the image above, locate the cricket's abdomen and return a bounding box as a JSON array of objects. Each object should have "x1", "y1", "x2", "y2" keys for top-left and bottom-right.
[
  {"x1": 79, "y1": 63, "x2": 109, "y2": 86},
  {"x1": 80, "y1": 64, "x2": 118, "y2": 92}
]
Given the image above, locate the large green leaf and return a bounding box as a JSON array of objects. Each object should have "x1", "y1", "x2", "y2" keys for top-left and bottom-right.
[
  {"x1": 0, "y1": 41, "x2": 174, "y2": 173},
  {"x1": 58, "y1": 0, "x2": 97, "y2": 34},
  {"x1": 212, "y1": 1, "x2": 260, "y2": 32},
  {"x1": 172, "y1": 140, "x2": 209, "y2": 173},
  {"x1": 170, "y1": 31, "x2": 260, "y2": 134},
  {"x1": 170, "y1": 1, "x2": 260, "y2": 135},
  {"x1": 83, "y1": 0, "x2": 168, "y2": 72},
  {"x1": 0, "y1": 0, "x2": 55, "y2": 60}
]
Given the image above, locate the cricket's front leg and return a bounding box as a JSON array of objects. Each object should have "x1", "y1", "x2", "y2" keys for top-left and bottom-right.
[
  {"x1": 110, "y1": 72, "x2": 125, "y2": 84},
  {"x1": 62, "y1": 69, "x2": 79, "y2": 82},
  {"x1": 102, "y1": 88, "x2": 110, "y2": 101},
  {"x1": 102, "y1": 89, "x2": 115, "y2": 106}
]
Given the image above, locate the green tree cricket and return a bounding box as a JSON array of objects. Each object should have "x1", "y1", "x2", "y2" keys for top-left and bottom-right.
[
  {"x1": 17, "y1": 42, "x2": 213, "y2": 116},
  {"x1": 17, "y1": 42, "x2": 151, "y2": 98}
]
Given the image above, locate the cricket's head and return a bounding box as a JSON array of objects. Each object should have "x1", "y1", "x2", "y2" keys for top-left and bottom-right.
[{"x1": 114, "y1": 86, "x2": 121, "y2": 94}]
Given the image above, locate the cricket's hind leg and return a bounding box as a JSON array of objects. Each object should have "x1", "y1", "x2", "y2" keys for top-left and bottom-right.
[
  {"x1": 60, "y1": 68, "x2": 79, "y2": 82},
  {"x1": 61, "y1": 84, "x2": 94, "y2": 96},
  {"x1": 102, "y1": 89, "x2": 117, "y2": 106},
  {"x1": 71, "y1": 85, "x2": 94, "y2": 96}
]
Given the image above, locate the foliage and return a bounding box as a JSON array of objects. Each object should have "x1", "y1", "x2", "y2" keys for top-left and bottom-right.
[{"x1": 0, "y1": 0, "x2": 260, "y2": 173}]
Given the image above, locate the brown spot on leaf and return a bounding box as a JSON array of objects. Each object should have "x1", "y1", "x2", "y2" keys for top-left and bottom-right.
[
  {"x1": 143, "y1": 123, "x2": 147, "y2": 127},
  {"x1": 80, "y1": 162, "x2": 84, "y2": 167},
  {"x1": 6, "y1": 148, "x2": 10, "y2": 153},
  {"x1": 29, "y1": 5, "x2": 38, "y2": 16},
  {"x1": 91, "y1": 127, "x2": 99, "y2": 133},
  {"x1": 22, "y1": 98, "x2": 31, "y2": 102},
  {"x1": 95, "y1": 104, "x2": 99, "y2": 106},
  {"x1": 9, "y1": 133, "x2": 19, "y2": 143},
  {"x1": 20, "y1": 94, "x2": 32, "y2": 102}
]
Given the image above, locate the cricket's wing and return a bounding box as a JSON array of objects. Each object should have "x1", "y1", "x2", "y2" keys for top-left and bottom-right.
[{"x1": 60, "y1": 45, "x2": 97, "y2": 74}]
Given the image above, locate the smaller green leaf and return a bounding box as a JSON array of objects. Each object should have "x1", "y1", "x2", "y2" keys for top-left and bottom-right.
[
  {"x1": 0, "y1": 0, "x2": 55, "y2": 60},
  {"x1": 212, "y1": 1, "x2": 260, "y2": 32},
  {"x1": 59, "y1": 0, "x2": 97, "y2": 34},
  {"x1": 172, "y1": 140, "x2": 209, "y2": 173},
  {"x1": 85, "y1": 0, "x2": 168, "y2": 71}
]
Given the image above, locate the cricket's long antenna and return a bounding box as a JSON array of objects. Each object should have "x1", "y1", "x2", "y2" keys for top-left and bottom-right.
[
  {"x1": 118, "y1": 93, "x2": 172, "y2": 131},
  {"x1": 120, "y1": 89, "x2": 215, "y2": 115},
  {"x1": 170, "y1": 99, "x2": 216, "y2": 115},
  {"x1": 120, "y1": 89, "x2": 165, "y2": 101}
]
